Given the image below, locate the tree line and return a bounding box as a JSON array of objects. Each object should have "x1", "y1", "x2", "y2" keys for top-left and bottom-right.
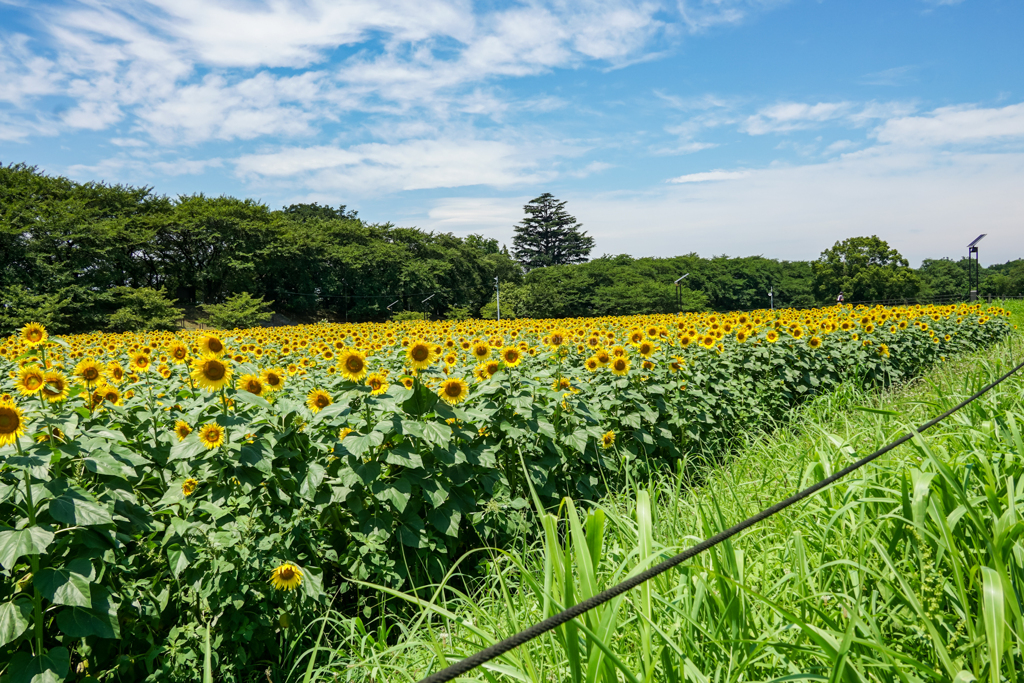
[{"x1": 1, "y1": 163, "x2": 1021, "y2": 333}]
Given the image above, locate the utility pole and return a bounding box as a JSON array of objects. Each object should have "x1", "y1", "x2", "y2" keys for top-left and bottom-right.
[
  {"x1": 495, "y1": 277, "x2": 500, "y2": 322},
  {"x1": 421, "y1": 293, "x2": 436, "y2": 320},
  {"x1": 769, "y1": 287, "x2": 773, "y2": 312},
  {"x1": 674, "y1": 273, "x2": 689, "y2": 310}
]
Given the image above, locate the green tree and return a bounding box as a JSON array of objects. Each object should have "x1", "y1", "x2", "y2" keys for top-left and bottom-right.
[
  {"x1": 812, "y1": 236, "x2": 920, "y2": 303},
  {"x1": 918, "y1": 258, "x2": 968, "y2": 299},
  {"x1": 107, "y1": 286, "x2": 183, "y2": 332},
  {"x1": 202, "y1": 292, "x2": 275, "y2": 329},
  {"x1": 511, "y1": 193, "x2": 594, "y2": 270}
]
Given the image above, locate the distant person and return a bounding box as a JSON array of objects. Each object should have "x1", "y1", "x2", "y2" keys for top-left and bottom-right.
[{"x1": 836, "y1": 291, "x2": 845, "y2": 305}]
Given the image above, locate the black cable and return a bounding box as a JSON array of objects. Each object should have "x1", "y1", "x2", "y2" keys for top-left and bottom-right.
[
  {"x1": 277, "y1": 290, "x2": 437, "y2": 300},
  {"x1": 418, "y1": 356, "x2": 1024, "y2": 683}
]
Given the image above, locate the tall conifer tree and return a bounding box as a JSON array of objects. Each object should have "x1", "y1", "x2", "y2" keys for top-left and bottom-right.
[{"x1": 511, "y1": 193, "x2": 594, "y2": 270}]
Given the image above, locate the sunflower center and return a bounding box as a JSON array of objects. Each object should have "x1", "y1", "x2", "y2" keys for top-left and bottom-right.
[
  {"x1": 411, "y1": 345, "x2": 429, "y2": 361},
  {"x1": 346, "y1": 357, "x2": 363, "y2": 372},
  {"x1": 316, "y1": 395, "x2": 330, "y2": 408},
  {"x1": 25, "y1": 377, "x2": 42, "y2": 390},
  {"x1": 204, "y1": 361, "x2": 226, "y2": 380},
  {"x1": 208, "y1": 339, "x2": 223, "y2": 353},
  {"x1": 279, "y1": 567, "x2": 295, "y2": 580},
  {"x1": 444, "y1": 383, "x2": 462, "y2": 397},
  {"x1": 27, "y1": 331, "x2": 42, "y2": 342},
  {"x1": 0, "y1": 412, "x2": 16, "y2": 431},
  {"x1": 83, "y1": 369, "x2": 98, "y2": 381}
]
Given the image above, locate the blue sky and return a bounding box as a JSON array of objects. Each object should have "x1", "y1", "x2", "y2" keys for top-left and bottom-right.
[{"x1": 2, "y1": 0, "x2": 1023, "y2": 266}]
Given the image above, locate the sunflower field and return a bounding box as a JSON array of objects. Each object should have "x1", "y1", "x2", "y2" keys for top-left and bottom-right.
[{"x1": 0, "y1": 303, "x2": 1013, "y2": 681}]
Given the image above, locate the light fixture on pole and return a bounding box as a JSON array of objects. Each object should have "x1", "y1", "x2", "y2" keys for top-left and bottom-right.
[
  {"x1": 967, "y1": 234, "x2": 986, "y2": 301},
  {"x1": 386, "y1": 299, "x2": 400, "y2": 313},
  {"x1": 674, "y1": 273, "x2": 689, "y2": 309},
  {"x1": 768, "y1": 287, "x2": 773, "y2": 312},
  {"x1": 421, "y1": 293, "x2": 436, "y2": 319}
]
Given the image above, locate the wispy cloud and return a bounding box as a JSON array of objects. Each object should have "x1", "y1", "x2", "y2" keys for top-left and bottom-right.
[
  {"x1": 873, "y1": 103, "x2": 1024, "y2": 146},
  {"x1": 667, "y1": 169, "x2": 750, "y2": 183},
  {"x1": 858, "y1": 65, "x2": 917, "y2": 87}
]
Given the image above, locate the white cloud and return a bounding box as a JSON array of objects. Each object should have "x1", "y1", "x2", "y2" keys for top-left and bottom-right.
[
  {"x1": 667, "y1": 169, "x2": 750, "y2": 183},
  {"x1": 422, "y1": 196, "x2": 528, "y2": 238},
  {"x1": 858, "y1": 65, "x2": 917, "y2": 87},
  {"x1": 576, "y1": 146, "x2": 1024, "y2": 265},
  {"x1": 874, "y1": 103, "x2": 1024, "y2": 146},
  {"x1": 234, "y1": 137, "x2": 569, "y2": 194},
  {"x1": 742, "y1": 102, "x2": 852, "y2": 134}
]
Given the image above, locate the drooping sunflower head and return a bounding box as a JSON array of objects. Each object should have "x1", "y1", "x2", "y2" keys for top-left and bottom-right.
[
  {"x1": 17, "y1": 366, "x2": 46, "y2": 396},
  {"x1": 0, "y1": 400, "x2": 26, "y2": 447},
  {"x1": 339, "y1": 349, "x2": 368, "y2": 382},
  {"x1": 406, "y1": 340, "x2": 439, "y2": 370},
  {"x1": 74, "y1": 358, "x2": 104, "y2": 386},
  {"x1": 199, "y1": 334, "x2": 226, "y2": 357},
  {"x1": 366, "y1": 373, "x2": 389, "y2": 396},
  {"x1": 174, "y1": 420, "x2": 192, "y2": 441},
  {"x1": 198, "y1": 423, "x2": 225, "y2": 450},
  {"x1": 306, "y1": 389, "x2": 333, "y2": 413},
  {"x1": 270, "y1": 563, "x2": 303, "y2": 591},
  {"x1": 182, "y1": 478, "x2": 199, "y2": 497},
  {"x1": 601, "y1": 430, "x2": 615, "y2": 449},
  {"x1": 237, "y1": 374, "x2": 264, "y2": 396},
  {"x1": 21, "y1": 322, "x2": 48, "y2": 347},
  {"x1": 610, "y1": 357, "x2": 630, "y2": 376},
  {"x1": 438, "y1": 378, "x2": 469, "y2": 405},
  {"x1": 501, "y1": 346, "x2": 521, "y2": 367},
  {"x1": 191, "y1": 355, "x2": 233, "y2": 391},
  {"x1": 40, "y1": 371, "x2": 70, "y2": 402}
]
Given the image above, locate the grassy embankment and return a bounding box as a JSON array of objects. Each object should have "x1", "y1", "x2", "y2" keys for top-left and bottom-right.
[{"x1": 296, "y1": 301, "x2": 1024, "y2": 683}]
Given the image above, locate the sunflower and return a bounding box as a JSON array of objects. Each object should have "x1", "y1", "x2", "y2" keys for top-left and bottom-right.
[
  {"x1": 174, "y1": 420, "x2": 192, "y2": 441},
  {"x1": 182, "y1": 478, "x2": 199, "y2": 497},
  {"x1": 400, "y1": 376, "x2": 415, "y2": 389},
  {"x1": 107, "y1": 362, "x2": 125, "y2": 383},
  {"x1": 472, "y1": 364, "x2": 490, "y2": 382},
  {"x1": 637, "y1": 340, "x2": 658, "y2": 358},
  {"x1": 168, "y1": 342, "x2": 189, "y2": 363},
  {"x1": 261, "y1": 368, "x2": 286, "y2": 391},
  {"x1": 100, "y1": 385, "x2": 122, "y2": 406},
  {"x1": 237, "y1": 374, "x2": 264, "y2": 395},
  {"x1": 270, "y1": 563, "x2": 303, "y2": 591},
  {"x1": 339, "y1": 349, "x2": 368, "y2": 382},
  {"x1": 595, "y1": 349, "x2": 611, "y2": 366},
  {"x1": 17, "y1": 366, "x2": 45, "y2": 396},
  {"x1": 548, "y1": 329, "x2": 569, "y2": 347},
  {"x1": 438, "y1": 378, "x2": 469, "y2": 405},
  {"x1": 584, "y1": 356, "x2": 600, "y2": 372},
  {"x1": 669, "y1": 357, "x2": 684, "y2": 373},
  {"x1": 765, "y1": 330, "x2": 779, "y2": 343},
  {"x1": 306, "y1": 389, "x2": 333, "y2": 413},
  {"x1": 471, "y1": 342, "x2": 491, "y2": 361},
  {"x1": 130, "y1": 352, "x2": 151, "y2": 372},
  {"x1": 0, "y1": 400, "x2": 26, "y2": 447},
  {"x1": 21, "y1": 322, "x2": 48, "y2": 347},
  {"x1": 735, "y1": 330, "x2": 748, "y2": 343},
  {"x1": 879, "y1": 344, "x2": 890, "y2": 358},
  {"x1": 406, "y1": 340, "x2": 439, "y2": 370},
  {"x1": 366, "y1": 373, "x2": 389, "y2": 396},
  {"x1": 198, "y1": 423, "x2": 225, "y2": 449},
  {"x1": 191, "y1": 355, "x2": 232, "y2": 391},
  {"x1": 74, "y1": 358, "x2": 104, "y2": 386},
  {"x1": 484, "y1": 360, "x2": 500, "y2": 376},
  {"x1": 500, "y1": 346, "x2": 522, "y2": 367},
  {"x1": 601, "y1": 431, "x2": 615, "y2": 449},
  {"x1": 199, "y1": 334, "x2": 227, "y2": 357},
  {"x1": 339, "y1": 427, "x2": 354, "y2": 440},
  {"x1": 808, "y1": 336, "x2": 822, "y2": 349},
  {"x1": 610, "y1": 357, "x2": 630, "y2": 376}
]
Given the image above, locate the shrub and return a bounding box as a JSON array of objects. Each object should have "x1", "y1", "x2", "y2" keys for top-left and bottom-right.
[
  {"x1": 201, "y1": 292, "x2": 275, "y2": 329},
  {"x1": 107, "y1": 286, "x2": 183, "y2": 332},
  {"x1": 391, "y1": 310, "x2": 427, "y2": 321}
]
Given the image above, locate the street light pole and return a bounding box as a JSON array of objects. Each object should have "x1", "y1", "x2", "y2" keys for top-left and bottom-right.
[
  {"x1": 674, "y1": 273, "x2": 689, "y2": 310},
  {"x1": 495, "y1": 277, "x2": 500, "y2": 322},
  {"x1": 421, "y1": 293, "x2": 436, "y2": 320},
  {"x1": 967, "y1": 234, "x2": 986, "y2": 301}
]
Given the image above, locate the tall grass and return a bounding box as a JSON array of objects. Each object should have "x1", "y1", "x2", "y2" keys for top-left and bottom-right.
[{"x1": 294, "y1": 301, "x2": 1024, "y2": 683}]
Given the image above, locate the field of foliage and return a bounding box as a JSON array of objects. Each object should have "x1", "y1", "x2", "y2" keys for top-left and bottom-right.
[{"x1": 0, "y1": 303, "x2": 1014, "y2": 681}]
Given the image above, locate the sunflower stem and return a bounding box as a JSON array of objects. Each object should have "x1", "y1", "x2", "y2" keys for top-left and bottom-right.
[{"x1": 16, "y1": 439, "x2": 45, "y2": 658}]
